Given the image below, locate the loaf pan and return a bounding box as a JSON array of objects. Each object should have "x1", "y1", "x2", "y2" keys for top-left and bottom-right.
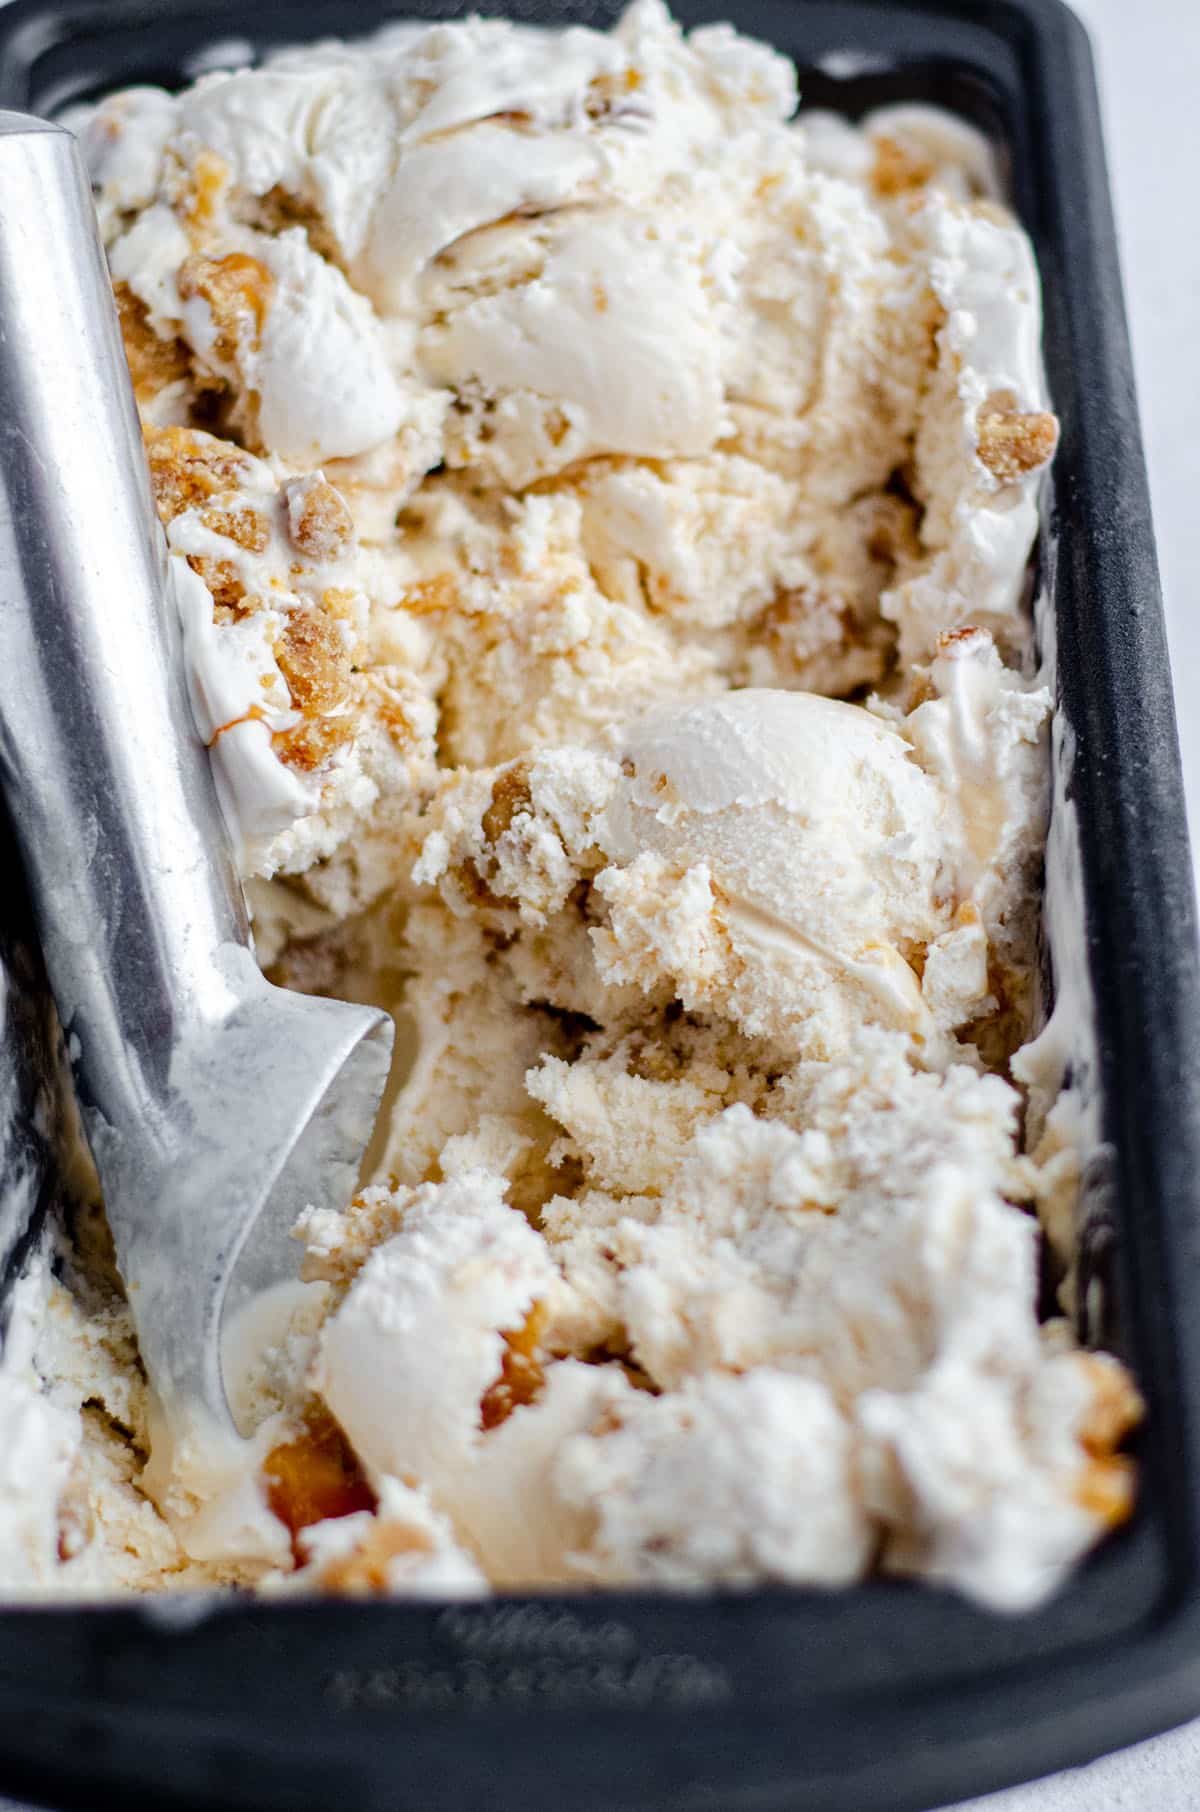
[{"x1": 0, "y1": 1, "x2": 1197, "y2": 1809}]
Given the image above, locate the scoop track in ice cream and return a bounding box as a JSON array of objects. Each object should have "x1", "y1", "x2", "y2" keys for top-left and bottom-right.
[{"x1": 0, "y1": 0, "x2": 1140, "y2": 1611}]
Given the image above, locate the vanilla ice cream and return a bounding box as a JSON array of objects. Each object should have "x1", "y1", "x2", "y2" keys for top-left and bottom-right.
[{"x1": 0, "y1": 0, "x2": 1136, "y2": 1613}]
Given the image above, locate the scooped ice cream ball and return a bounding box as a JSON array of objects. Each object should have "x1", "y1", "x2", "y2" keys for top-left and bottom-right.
[{"x1": 592, "y1": 689, "x2": 951, "y2": 1055}]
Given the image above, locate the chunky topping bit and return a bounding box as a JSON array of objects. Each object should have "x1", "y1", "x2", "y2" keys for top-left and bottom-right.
[
  {"x1": 177, "y1": 251, "x2": 273, "y2": 361},
  {"x1": 285, "y1": 475, "x2": 355, "y2": 562},
  {"x1": 871, "y1": 135, "x2": 937, "y2": 197},
  {"x1": 395, "y1": 574, "x2": 460, "y2": 616},
  {"x1": 976, "y1": 390, "x2": 1060, "y2": 482},
  {"x1": 199, "y1": 501, "x2": 271, "y2": 554},
  {"x1": 1075, "y1": 1452, "x2": 1137, "y2": 1528},
  {"x1": 481, "y1": 761, "x2": 535, "y2": 848},
  {"x1": 272, "y1": 711, "x2": 355, "y2": 773},
  {"x1": 1072, "y1": 1354, "x2": 1143, "y2": 1527},
  {"x1": 114, "y1": 282, "x2": 189, "y2": 401},
  {"x1": 480, "y1": 1300, "x2": 550, "y2": 1430},
  {"x1": 1077, "y1": 1353, "x2": 1144, "y2": 1455},
  {"x1": 312, "y1": 1520, "x2": 435, "y2": 1595},
  {"x1": 262, "y1": 1408, "x2": 377, "y2": 1560},
  {"x1": 274, "y1": 633, "x2": 359, "y2": 772},
  {"x1": 276, "y1": 609, "x2": 352, "y2": 716},
  {"x1": 185, "y1": 553, "x2": 247, "y2": 614},
  {"x1": 144, "y1": 423, "x2": 256, "y2": 524}
]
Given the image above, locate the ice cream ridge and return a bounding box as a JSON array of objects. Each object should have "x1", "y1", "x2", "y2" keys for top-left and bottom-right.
[{"x1": 0, "y1": 0, "x2": 1141, "y2": 1610}]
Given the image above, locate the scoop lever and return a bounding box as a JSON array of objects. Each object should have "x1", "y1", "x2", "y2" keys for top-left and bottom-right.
[{"x1": 0, "y1": 116, "x2": 393, "y2": 1437}]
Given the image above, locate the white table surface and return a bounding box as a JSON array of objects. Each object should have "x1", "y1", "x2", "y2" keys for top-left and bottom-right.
[{"x1": 3, "y1": 1, "x2": 1198, "y2": 1809}]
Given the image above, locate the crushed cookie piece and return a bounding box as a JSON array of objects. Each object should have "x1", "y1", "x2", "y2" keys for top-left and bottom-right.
[
  {"x1": 314, "y1": 1520, "x2": 436, "y2": 1595},
  {"x1": 363, "y1": 675, "x2": 419, "y2": 747},
  {"x1": 144, "y1": 424, "x2": 255, "y2": 524},
  {"x1": 185, "y1": 551, "x2": 247, "y2": 612},
  {"x1": 199, "y1": 501, "x2": 270, "y2": 553},
  {"x1": 285, "y1": 474, "x2": 354, "y2": 561},
  {"x1": 114, "y1": 282, "x2": 190, "y2": 401},
  {"x1": 276, "y1": 609, "x2": 352, "y2": 715},
  {"x1": 272, "y1": 712, "x2": 354, "y2": 772},
  {"x1": 871, "y1": 135, "x2": 937, "y2": 197},
  {"x1": 320, "y1": 586, "x2": 359, "y2": 621},
  {"x1": 481, "y1": 760, "x2": 534, "y2": 847},
  {"x1": 1075, "y1": 1455, "x2": 1137, "y2": 1528},
  {"x1": 398, "y1": 573, "x2": 459, "y2": 616},
  {"x1": 1077, "y1": 1353, "x2": 1144, "y2": 1458},
  {"x1": 976, "y1": 390, "x2": 1060, "y2": 482},
  {"x1": 177, "y1": 250, "x2": 272, "y2": 362}
]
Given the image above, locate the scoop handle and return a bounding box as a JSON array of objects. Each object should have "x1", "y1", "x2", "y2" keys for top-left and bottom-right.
[
  {"x1": 0, "y1": 116, "x2": 397, "y2": 1440},
  {"x1": 0, "y1": 116, "x2": 250, "y2": 1122}
]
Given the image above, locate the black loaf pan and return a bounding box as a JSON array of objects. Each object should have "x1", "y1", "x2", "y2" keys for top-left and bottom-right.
[{"x1": 1, "y1": 0, "x2": 1198, "y2": 1808}]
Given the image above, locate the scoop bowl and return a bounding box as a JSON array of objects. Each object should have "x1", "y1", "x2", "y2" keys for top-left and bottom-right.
[{"x1": 0, "y1": 114, "x2": 393, "y2": 1435}]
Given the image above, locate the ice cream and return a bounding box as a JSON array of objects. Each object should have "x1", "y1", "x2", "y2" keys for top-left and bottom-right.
[
  {"x1": 0, "y1": 0, "x2": 1136, "y2": 1612},
  {"x1": 59, "y1": 0, "x2": 1058, "y2": 882}
]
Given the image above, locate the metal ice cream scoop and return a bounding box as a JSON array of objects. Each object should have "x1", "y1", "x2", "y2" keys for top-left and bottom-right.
[{"x1": 0, "y1": 116, "x2": 394, "y2": 1436}]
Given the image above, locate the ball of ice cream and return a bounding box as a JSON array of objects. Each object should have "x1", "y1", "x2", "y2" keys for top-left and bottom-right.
[{"x1": 592, "y1": 688, "x2": 950, "y2": 1055}]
